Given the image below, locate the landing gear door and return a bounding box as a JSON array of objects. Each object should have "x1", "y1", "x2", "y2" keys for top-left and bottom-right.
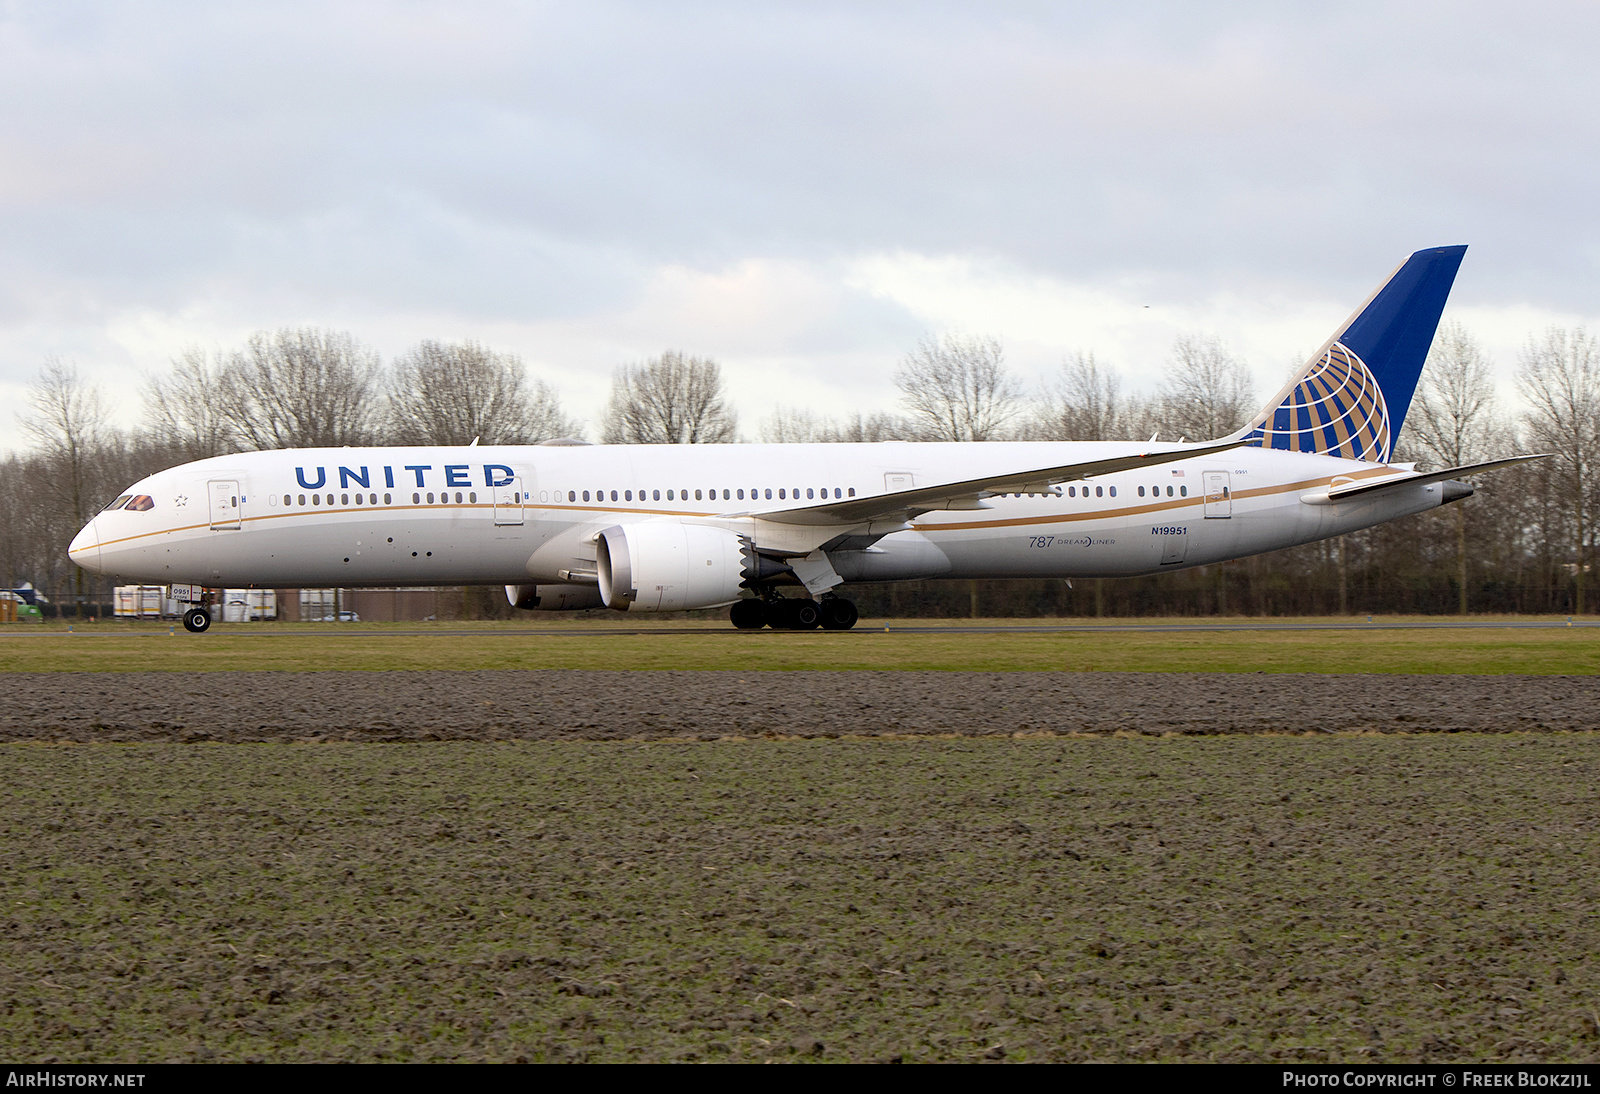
[
  {"x1": 1203, "y1": 471, "x2": 1232, "y2": 518},
  {"x1": 494, "y1": 477, "x2": 525, "y2": 526},
  {"x1": 1159, "y1": 528, "x2": 1189, "y2": 565},
  {"x1": 208, "y1": 480, "x2": 241, "y2": 530}
]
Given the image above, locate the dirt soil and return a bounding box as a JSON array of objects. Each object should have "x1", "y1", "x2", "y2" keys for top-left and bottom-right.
[
  {"x1": 2, "y1": 672, "x2": 1598, "y2": 1063},
  {"x1": 5, "y1": 670, "x2": 1600, "y2": 742}
]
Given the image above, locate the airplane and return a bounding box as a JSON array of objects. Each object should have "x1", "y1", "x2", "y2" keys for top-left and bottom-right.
[{"x1": 69, "y1": 245, "x2": 1543, "y2": 633}]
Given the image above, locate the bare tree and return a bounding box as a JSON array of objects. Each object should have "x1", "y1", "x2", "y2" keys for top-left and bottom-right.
[
  {"x1": 1517, "y1": 326, "x2": 1600, "y2": 614},
  {"x1": 1034, "y1": 350, "x2": 1126, "y2": 440},
  {"x1": 602, "y1": 351, "x2": 737, "y2": 444},
  {"x1": 895, "y1": 334, "x2": 1021, "y2": 442},
  {"x1": 759, "y1": 407, "x2": 910, "y2": 443},
  {"x1": 20, "y1": 359, "x2": 111, "y2": 529},
  {"x1": 825, "y1": 411, "x2": 910, "y2": 442},
  {"x1": 387, "y1": 340, "x2": 580, "y2": 446},
  {"x1": 1154, "y1": 335, "x2": 1256, "y2": 441},
  {"x1": 144, "y1": 347, "x2": 238, "y2": 460},
  {"x1": 760, "y1": 407, "x2": 829, "y2": 443},
  {"x1": 218, "y1": 329, "x2": 383, "y2": 449},
  {"x1": 1402, "y1": 323, "x2": 1505, "y2": 613},
  {"x1": 18, "y1": 360, "x2": 115, "y2": 615},
  {"x1": 1407, "y1": 323, "x2": 1501, "y2": 468}
]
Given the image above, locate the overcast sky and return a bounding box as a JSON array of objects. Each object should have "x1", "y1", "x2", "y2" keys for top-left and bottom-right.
[{"x1": 4, "y1": 1, "x2": 1598, "y2": 452}]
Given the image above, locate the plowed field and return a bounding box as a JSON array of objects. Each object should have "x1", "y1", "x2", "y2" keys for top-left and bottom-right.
[
  {"x1": 4, "y1": 670, "x2": 1599, "y2": 741},
  {"x1": 1, "y1": 671, "x2": 1597, "y2": 1063}
]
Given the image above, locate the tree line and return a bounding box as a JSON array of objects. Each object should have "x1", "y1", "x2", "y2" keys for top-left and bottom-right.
[{"x1": 4, "y1": 323, "x2": 1597, "y2": 617}]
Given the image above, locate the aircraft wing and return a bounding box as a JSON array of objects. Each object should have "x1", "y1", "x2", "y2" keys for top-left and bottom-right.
[
  {"x1": 1324, "y1": 454, "x2": 1550, "y2": 502},
  {"x1": 747, "y1": 439, "x2": 1248, "y2": 527}
]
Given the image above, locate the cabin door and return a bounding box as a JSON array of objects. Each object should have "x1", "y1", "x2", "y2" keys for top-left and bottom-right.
[
  {"x1": 1202, "y1": 471, "x2": 1232, "y2": 518},
  {"x1": 494, "y1": 477, "x2": 525, "y2": 526},
  {"x1": 208, "y1": 480, "x2": 241, "y2": 530}
]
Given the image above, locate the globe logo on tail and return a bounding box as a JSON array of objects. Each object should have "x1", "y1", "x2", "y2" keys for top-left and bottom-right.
[{"x1": 1241, "y1": 342, "x2": 1391, "y2": 464}]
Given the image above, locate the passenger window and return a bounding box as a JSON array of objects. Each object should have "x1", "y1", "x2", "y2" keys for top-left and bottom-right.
[
  {"x1": 582, "y1": 491, "x2": 590, "y2": 501},
  {"x1": 426, "y1": 492, "x2": 434, "y2": 503},
  {"x1": 412, "y1": 492, "x2": 420, "y2": 503},
  {"x1": 312, "y1": 494, "x2": 321, "y2": 505},
  {"x1": 624, "y1": 490, "x2": 632, "y2": 501},
  {"x1": 341, "y1": 493, "x2": 349, "y2": 505},
  {"x1": 1180, "y1": 486, "x2": 1188, "y2": 497},
  {"x1": 610, "y1": 490, "x2": 618, "y2": 501},
  {"x1": 834, "y1": 488, "x2": 841, "y2": 498},
  {"x1": 807, "y1": 488, "x2": 814, "y2": 499},
  {"x1": 766, "y1": 488, "x2": 773, "y2": 499},
  {"x1": 653, "y1": 490, "x2": 661, "y2": 501},
  {"x1": 1109, "y1": 486, "x2": 1116, "y2": 497},
  {"x1": 284, "y1": 494, "x2": 293, "y2": 506},
  {"x1": 1095, "y1": 486, "x2": 1102, "y2": 498},
  {"x1": 737, "y1": 489, "x2": 744, "y2": 500},
  {"x1": 354, "y1": 494, "x2": 362, "y2": 505},
  {"x1": 848, "y1": 488, "x2": 855, "y2": 497},
  {"x1": 695, "y1": 489, "x2": 702, "y2": 500},
  {"x1": 666, "y1": 490, "x2": 674, "y2": 500},
  {"x1": 1138, "y1": 486, "x2": 1145, "y2": 497},
  {"x1": 723, "y1": 489, "x2": 730, "y2": 500},
  {"x1": 384, "y1": 493, "x2": 391, "y2": 504},
  {"x1": 778, "y1": 488, "x2": 786, "y2": 499}
]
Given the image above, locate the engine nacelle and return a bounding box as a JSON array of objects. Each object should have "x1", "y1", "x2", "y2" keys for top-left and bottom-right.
[
  {"x1": 504, "y1": 583, "x2": 606, "y2": 611},
  {"x1": 597, "y1": 523, "x2": 747, "y2": 612}
]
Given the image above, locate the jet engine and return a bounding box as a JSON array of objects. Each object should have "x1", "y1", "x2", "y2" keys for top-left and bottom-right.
[
  {"x1": 596, "y1": 523, "x2": 748, "y2": 612},
  {"x1": 504, "y1": 583, "x2": 606, "y2": 611}
]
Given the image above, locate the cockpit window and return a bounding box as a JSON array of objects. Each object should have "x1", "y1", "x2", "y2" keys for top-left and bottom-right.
[
  {"x1": 102, "y1": 495, "x2": 132, "y2": 512},
  {"x1": 125, "y1": 495, "x2": 155, "y2": 512}
]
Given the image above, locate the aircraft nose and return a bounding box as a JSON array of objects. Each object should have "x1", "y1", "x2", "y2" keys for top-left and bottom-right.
[{"x1": 68, "y1": 519, "x2": 102, "y2": 573}]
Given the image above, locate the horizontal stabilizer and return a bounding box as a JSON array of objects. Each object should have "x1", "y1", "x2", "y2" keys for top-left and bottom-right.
[
  {"x1": 752, "y1": 439, "x2": 1247, "y2": 527},
  {"x1": 1322, "y1": 454, "x2": 1549, "y2": 502}
]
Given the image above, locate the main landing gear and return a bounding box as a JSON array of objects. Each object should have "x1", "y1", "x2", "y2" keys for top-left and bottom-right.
[
  {"x1": 730, "y1": 594, "x2": 858, "y2": 631},
  {"x1": 182, "y1": 607, "x2": 212, "y2": 633}
]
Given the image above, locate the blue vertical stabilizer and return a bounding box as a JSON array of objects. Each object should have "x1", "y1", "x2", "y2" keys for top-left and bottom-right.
[{"x1": 1233, "y1": 245, "x2": 1466, "y2": 463}]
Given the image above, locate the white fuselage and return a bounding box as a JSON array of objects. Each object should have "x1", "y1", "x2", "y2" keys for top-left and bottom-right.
[{"x1": 69, "y1": 441, "x2": 1446, "y2": 591}]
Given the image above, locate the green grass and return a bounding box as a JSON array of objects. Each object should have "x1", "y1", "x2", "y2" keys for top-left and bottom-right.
[{"x1": 3, "y1": 617, "x2": 1598, "y2": 673}]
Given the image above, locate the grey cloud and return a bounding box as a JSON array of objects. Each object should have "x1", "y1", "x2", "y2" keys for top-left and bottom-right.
[{"x1": 3, "y1": 0, "x2": 1600, "y2": 438}]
